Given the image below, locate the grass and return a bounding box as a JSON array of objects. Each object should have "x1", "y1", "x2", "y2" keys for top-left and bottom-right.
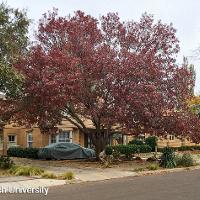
[
  {"x1": 41, "y1": 171, "x2": 75, "y2": 180},
  {"x1": 60, "y1": 172, "x2": 74, "y2": 180},
  {"x1": 147, "y1": 163, "x2": 159, "y2": 171},
  {"x1": 41, "y1": 172, "x2": 57, "y2": 179},
  {"x1": 0, "y1": 169, "x2": 12, "y2": 177},
  {"x1": 134, "y1": 167, "x2": 146, "y2": 172},
  {"x1": 8, "y1": 165, "x2": 44, "y2": 176}
]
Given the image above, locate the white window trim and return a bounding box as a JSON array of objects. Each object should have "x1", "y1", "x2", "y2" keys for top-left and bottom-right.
[
  {"x1": 49, "y1": 130, "x2": 73, "y2": 144},
  {"x1": 27, "y1": 132, "x2": 33, "y2": 148}
]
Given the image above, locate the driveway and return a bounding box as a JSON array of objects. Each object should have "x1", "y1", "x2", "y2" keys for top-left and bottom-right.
[{"x1": 1, "y1": 169, "x2": 200, "y2": 200}]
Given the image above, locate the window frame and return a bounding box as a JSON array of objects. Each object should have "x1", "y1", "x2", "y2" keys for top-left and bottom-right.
[
  {"x1": 27, "y1": 132, "x2": 33, "y2": 148},
  {"x1": 49, "y1": 130, "x2": 72, "y2": 144},
  {"x1": 8, "y1": 134, "x2": 17, "y2": 143},
  {"x1": 169, "y1": 135, "x2": 175, "y2": 140}
]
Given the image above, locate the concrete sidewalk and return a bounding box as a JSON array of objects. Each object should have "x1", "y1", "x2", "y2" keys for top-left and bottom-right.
[
  {"x1": 74, "y1": 168, "x2": 137, "y2": 181},
  {"x1": 0, "y1": 176, "x2": 66, "y2": 188},
  {"x1": 0, "y1": 168, "x2": 137, "y2": 188}
]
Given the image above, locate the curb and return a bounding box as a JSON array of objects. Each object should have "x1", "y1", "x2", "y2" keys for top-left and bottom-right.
[{"x1": 136, "y1": 165, "x2": 200, "y2": 177}]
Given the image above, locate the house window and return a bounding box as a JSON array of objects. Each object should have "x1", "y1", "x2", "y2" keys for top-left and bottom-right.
[
  {"x1": 8, "y1": 134, "x2": 17, "y2": 148},
  {"x1": 169, "y1": 135, "x2": 175, "y2": 140},
  {"x1": 8, "y1": 135, "x2": 16, "y2": 143},
  {"x1": 58, "y1": 131, "x2": 70, "y2": 142},
  {"x1": 87, "y1": 136, "x2": 93, "y2": 148},
  {"x1": 27, "y1": 132, "x2": 33, "y2": 148},
  {"x1": 50, "y1": 130, "x2": 72, "y2": 144},
  {"x1": 51, "y1": 135, "x2": 57, "y2": 144}
]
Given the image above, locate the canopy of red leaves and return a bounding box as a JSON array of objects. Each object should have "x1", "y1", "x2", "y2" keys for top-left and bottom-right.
[{"x1": 11, "y1": 10, "x2": 199, "y2": 141}]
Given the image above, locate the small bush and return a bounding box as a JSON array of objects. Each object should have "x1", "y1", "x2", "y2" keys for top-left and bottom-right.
[
  {"x1": 138, "y1": 145, "x2": 152, "y2": 153},
  {"x1": 181, "y1": 153, "x2": 195, "y2": 167},
  {"x1": 176, "y1": 153, "x2": 195, "y2": 167},
  {"x1": 61, "y1": 172, "x2": 74, "y2": 180},
  {"x1": 175, "y1": 154, "x2": 182, "y2": 166},
  {"x1": 128, "y1": 139, "x2": 144, "y2": 145},
  {"x1": 145, "y1": 136, "x2": 157, "y2": 152},
  {"x1": 147, "y1": 164, "x2": 159, "y2": 171},
  {"x1": 160, "y1": 147, "x2": 176, "y2": 168},
  {"x1": 7, "y1": 147, "x2": 39, "y2": 159},
  {"x1": 0, "y1": 156, "x2": 14, "y2": 169},
  {"x1": 105, "y1": 146, "x2": 113, "y2": 155},
  {"x1": 41, "y1": 172, "x2": 57, "y2": 179},
  {"x1": 9, "y1": 165, "x2": 44, "y2": 176}
]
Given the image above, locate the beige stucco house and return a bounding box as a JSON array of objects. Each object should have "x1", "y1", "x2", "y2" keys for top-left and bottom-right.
[{"x1": 0, "y1": 118, "x2": 199, "y2": 155}]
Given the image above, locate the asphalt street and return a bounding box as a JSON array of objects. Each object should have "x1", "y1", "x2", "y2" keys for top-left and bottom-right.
[{"x1": 1, "y1": 169, "x2": 200, "y2": 200}]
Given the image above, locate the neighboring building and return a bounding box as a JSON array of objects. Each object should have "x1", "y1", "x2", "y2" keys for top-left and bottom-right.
[
  {"x1": 126, "y1": 134, "x2": 200, "y2": 148},
  {"x1": 157, "y1": 134, "x2": 199, "y2": 148}
]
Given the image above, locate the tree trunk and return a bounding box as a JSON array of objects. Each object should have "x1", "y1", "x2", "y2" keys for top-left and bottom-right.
[{"x1": 91, "y1": 130, "x2": 110, "y2": 161}]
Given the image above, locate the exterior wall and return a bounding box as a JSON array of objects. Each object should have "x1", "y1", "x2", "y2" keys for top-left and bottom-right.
[
  {"x1": 4, "y1": 119, "x2": 200, "y2": 155},
  {"x1": 125, "y1": 134, "x2": 200, "y2": 148},
  {"x1": 1, "y1": 121, "x2": 86, "y2": 155},
  {"x1": 157, "y1": 136, "x2": 200, "y2": 148}
]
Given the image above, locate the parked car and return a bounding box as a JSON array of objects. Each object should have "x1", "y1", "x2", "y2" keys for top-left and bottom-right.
[{"x1": 38, "y1": 142, "x2": 96, "y2": 160}]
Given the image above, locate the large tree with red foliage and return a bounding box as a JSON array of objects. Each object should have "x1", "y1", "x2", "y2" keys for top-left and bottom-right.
[{"x1": 15, "y1": 10, "x2": 196, "y2": 157}]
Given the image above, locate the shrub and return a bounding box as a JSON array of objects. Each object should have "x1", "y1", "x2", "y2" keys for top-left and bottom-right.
[
  {"x1": 7, "y1": 147, "x2": 39, "y2": 159},
  {"x1": 160, "y1": 147, "x2": 176, "y2": 168},
  {"x1": 177, "y1": 153, "x2": 195, "y2": 167},
  {"x1": 61, "y1": 172, "x2": 74, "y2": 180},
  {"x1": 41, "y1": 172, "x2": 57, "y2": 179},
  {"x1": 9, "y1": 165, "x2": 44, "y2": 176},
  {"x1": 0, "y1": 156, "x2": 14, "y2": 169},
  {"x1": 178, "y1": 146, "x2": 191, "y2": 151},
  {"x1": 147, "y1": 164, "x2": 159, "y2": 171},
  {"x1": 138, "y1": 145, "x2": 152, "y2": 153},
  {"x1": 105, "y1": 146, "x2": 113, "y2": 155},
  {"x1": 105, "y1": 144, "x2": 152, "y2": 158},
  {"x1": 128, "y1": 139, "x2": 144, "y2": 145},
  {"x1": 175, "y1": 154, "x2": 182, "y2": 166},
  {"x1": 145, "y1": 136, "x2": 157, "y2": 151}
]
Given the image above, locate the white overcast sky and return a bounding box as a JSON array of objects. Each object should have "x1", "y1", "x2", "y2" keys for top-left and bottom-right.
[{"x1": 4, "y1": 0, "x2": 200, "y2": 93}]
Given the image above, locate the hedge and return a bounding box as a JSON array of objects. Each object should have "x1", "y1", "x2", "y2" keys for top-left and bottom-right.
[
  {"x1": 145, "y1": 136, "x2": 157, "y2": 152},
  {"x1": 128, "y1": 139, "x2": 144, "y2": 145},
  {"x1": 158, "y1": 145, "x2": 200, "y2": 152},
  {"x1": 105, "y1": 144, "x2": 152, "y2": 157},
  {"x1": 7, "y1": 147, "x2": 39, "y2": 159}
]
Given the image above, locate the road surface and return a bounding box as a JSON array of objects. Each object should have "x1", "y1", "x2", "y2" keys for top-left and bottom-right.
[{"x1": 1, "y1": 169, "x2": 200, "y2": 200}]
